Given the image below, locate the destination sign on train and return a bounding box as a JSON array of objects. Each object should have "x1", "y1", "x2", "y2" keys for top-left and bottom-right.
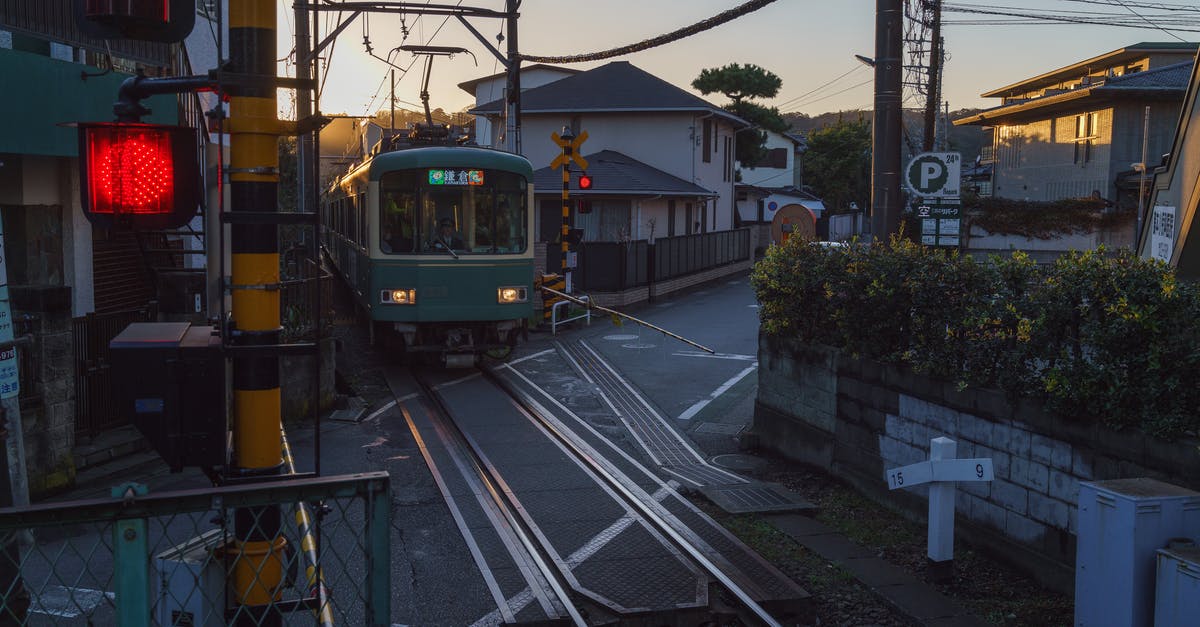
[{"x1": 428, "y1": 169, "x2": 484, "y2": 186}]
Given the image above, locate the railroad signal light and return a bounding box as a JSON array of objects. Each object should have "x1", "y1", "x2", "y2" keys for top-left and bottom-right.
[
  {"x1": 578, "y1": 173, "x2": 594, "y2": 190},
  {"x1": 577, "y1": 199, "x2": 593, "y2": 214},
  {"x1": 75, "y1": 0, "x2": 196, "y2": 43},
  {"x1": 78, "y1": 122, "x2": 200, "y2": 229}
]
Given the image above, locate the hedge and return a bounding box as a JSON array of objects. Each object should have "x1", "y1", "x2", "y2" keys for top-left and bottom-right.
[{"x1": 751, "y1": 237, "x2": 1200, "y2": 439}]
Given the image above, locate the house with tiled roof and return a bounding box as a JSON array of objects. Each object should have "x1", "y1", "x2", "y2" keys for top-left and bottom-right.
[
  {"x1": 953, "y1": 42, "x2": 1197, "y2": 257},
  {"x1": 470, "y1": 61, "x2": 749, "y2": 247}
]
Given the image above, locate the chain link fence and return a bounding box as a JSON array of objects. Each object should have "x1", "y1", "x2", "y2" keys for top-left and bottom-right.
[{"x1": 0, "y1": 472, "x2": 390, "y2": 626}]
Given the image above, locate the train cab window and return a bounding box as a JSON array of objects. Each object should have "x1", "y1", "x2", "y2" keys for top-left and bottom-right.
[
  {"x1": 381, "y1": 169, "x2": 528, "y2": 255},
  {"x1": 380, "y1": 190, "x2": 417, "y2": 253}
]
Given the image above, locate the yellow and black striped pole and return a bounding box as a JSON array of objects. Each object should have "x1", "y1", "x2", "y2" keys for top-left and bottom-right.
[
  {"x1": 229, "y1": 0, "x2": 286, "y2": 623},
  {"x1": 560, "y1": 144, "x2": 572, "y2": 293},
  {"x1": 549, "y1": 128, "x2": 587, "y2": 296}
]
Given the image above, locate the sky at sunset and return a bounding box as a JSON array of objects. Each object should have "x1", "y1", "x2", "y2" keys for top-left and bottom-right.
[{"x1": 275, "y1": 0, "x2": 1199, "y2": 120}]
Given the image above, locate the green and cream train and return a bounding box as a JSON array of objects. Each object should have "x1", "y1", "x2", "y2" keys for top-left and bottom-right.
[{"x1": 322, "y1": 145, "x2": 535, "y2": 365}]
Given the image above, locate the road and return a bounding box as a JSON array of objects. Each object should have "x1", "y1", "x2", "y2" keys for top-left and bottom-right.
[{"x1": 11, "y1": 272, "x2": 795, "y2": 626}]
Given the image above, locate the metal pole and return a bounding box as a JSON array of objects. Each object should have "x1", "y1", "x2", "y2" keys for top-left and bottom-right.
[
  {"x1": 0, "y1": 417, "x2": 29, "y2": 625},
  {"x1": 390, "y1": 68, "x2": 396, "y2": 135},
  {"x1": 229, "y1": 1, "x2": 285, "y2": 624},
  {"x1": 559, "y1": 127, "x2": 573, "y2": 293},
  {"x1": 505, "y1": 0, "x2": 521, "y2": 153},
  {"x1": 871, "y1": 0, "x2": 904, "y2": 240},
  {"x1": 1136, "y1": 105, "x2": 1150, "y2": 247},
  {"x1": 296, "y1": 2, "x2": 314, "y2": 216},
  {"x1": 922, "y1": 0, "x2": 942, "y2": 152}
]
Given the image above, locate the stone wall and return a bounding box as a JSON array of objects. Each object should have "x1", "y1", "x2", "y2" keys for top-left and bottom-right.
[
  {"x1": 281, "y1": 335, "x2": 336, "y2": 424},
  {"x1": 753, "y1": 335, "x2": 1200, "y2": 592},
  {"x1": 11, "y1": 286, "x2": 76, "y2": 497}
]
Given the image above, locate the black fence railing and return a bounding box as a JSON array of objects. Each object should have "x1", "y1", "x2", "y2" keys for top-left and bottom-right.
[
  {"x1": 573, "y1": 228, "x2": 752, "y2": 294},
  {"x1": 72, "y1": 307, "x2": 155, "y2": 437},
  {"x1": 576, "y1": 240, "x2": 649, "y2": 292},
  {"x1": 652, "y1": 229, "x2": 751, "y2": 283}
]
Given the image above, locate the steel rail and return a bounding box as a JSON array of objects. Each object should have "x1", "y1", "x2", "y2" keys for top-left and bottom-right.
[
  {"x1": 479, "y1": 366, "x2": 783, "y2": 627},
  {"x1": 409, "y1": 370, "x2": 586, "y2": 626}
]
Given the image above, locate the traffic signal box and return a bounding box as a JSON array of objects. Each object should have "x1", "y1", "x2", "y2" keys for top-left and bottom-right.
[
  {"x1": 76, "y1": 0, "x2": 196, "y2": 43},
  {"x1": 77, "y1": 122, "x2": 201, "y2": 229},
  {"x1": 109, "y1": 322, "x2": 226, "y2": 472}
]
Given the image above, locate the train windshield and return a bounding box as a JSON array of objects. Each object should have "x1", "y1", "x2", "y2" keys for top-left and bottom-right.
[{"x1": 379, "y1": 169, "x2": 528, "y2": 255}]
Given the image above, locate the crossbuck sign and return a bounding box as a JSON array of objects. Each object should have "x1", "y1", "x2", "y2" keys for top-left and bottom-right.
[{"x1": 886, "y1": 437, "x2": 993, "y2": 565}]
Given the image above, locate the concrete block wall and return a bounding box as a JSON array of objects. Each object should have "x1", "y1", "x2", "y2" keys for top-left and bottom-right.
[{"x1": 753, "y1": 334, "x2": 1200, "y2": 592}]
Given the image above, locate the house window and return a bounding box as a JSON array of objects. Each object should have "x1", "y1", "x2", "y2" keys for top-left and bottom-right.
[
  {"x1": 766, "y1": 148, "x2": 788, "y2": 169},
  {"x1": 1074, "y1": 112, "x2": 1099, "y2": 165},
  {"x1": 686, "y1": 202, "x2": 695, "y2": 234},
  {"x1": 667, "y1": 200, "x2": 676, "y2": 236},
  {"x1": 702, "y1": 119, "x2": 712, "y2": 163}
]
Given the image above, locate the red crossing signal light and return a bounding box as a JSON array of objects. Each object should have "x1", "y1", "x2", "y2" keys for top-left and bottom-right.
[
  {"x1": 78, "y1": 123, "x2": 200, "y2": 229},
  {"x1": 578, "y1": 173, "x2": 593, "y2": 190}
]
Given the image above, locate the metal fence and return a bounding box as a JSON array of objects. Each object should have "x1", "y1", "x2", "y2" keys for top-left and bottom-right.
[
  {"x1": 574, "y1": 229, "x2": 751, "y2": 293},
  {"x1": 0, "y1": 472, "x2": 391, "y2": 626},
  {"x1": 576, "y1": 240, "x2": 649, "y2": 292},
  {"x1": 280, "y1": 258, "x2": 334, "y2": 343},
  {"x1": 652, "y1": 229, "x2": 751, "y2": 284},
  {"x1": 72, "y1": 307, "x2": 155, "y2": 437}
]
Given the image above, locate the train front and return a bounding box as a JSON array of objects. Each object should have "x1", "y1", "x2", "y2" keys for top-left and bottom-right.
[{"x1": 370, "y1": 150, "x2": 535, "y2": 364}]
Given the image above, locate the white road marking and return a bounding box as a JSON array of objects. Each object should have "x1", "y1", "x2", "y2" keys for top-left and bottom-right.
[
  {"x1": 363, "y1": 399, "x2": 399, "y2": 423},
  {"x1": 747, "y1": 304, "x2": 760, "y2": 309},
  {"x1": 676, "y1": 364, "x2": 758, "y2": 421},
  {"x1": 602, "y1": 334, "x2": 639, "y2": 341},
  {"x1": 508, "y1": 348, "x2": 556, "y2": 366},
  {"x1": 433, "y1": 371, "x2": 482, "y2": 390},
  {"x1": 672, "y1": 351, "x2": 755, "y2": 361}
]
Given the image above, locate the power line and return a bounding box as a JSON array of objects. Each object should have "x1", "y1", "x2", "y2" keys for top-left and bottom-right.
[
  {"x1": 1112, "y1": 0, "x2": 1189, "y2": 41},
  {"x1": 776, "y1": 65, "x2": 869, "y2": 110},
  {"x1": 521, "y1": 0, "x2": 780, "y2": 64},
  {"x1": 784, "y1": 78, "x2": 875, "y2": 112}
]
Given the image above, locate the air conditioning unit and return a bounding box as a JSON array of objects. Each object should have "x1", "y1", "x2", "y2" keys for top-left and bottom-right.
[
  {"x1": 1075, "y1": 479, "x2": 1200, "y2": 627},
  {"x1": 154, "y1": 529, "x2": 226, "y2": 627},
  {"x1": 1155, "y1": 544, "x2": 1200, "y2": 627}
]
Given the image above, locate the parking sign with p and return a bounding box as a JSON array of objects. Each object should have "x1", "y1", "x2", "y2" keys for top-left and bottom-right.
[{"x1": 906, "y1": 152, "x2": 960, "y2": 198}]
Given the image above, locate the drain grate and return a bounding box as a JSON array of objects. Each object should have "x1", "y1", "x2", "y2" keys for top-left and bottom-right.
[{"x1": 699, "y1": 482, "x2": 817, "y2": 514}]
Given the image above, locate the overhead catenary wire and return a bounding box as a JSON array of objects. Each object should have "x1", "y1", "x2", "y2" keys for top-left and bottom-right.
[{"x1": 520, "y1": 0, "x2": 780, "y2": 64}]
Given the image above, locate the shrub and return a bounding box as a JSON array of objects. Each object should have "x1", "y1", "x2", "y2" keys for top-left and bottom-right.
[{"x1": 753, "y1": 240, "x2": 1200, "y2": 439}]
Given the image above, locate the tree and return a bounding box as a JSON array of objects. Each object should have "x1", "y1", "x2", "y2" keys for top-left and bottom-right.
[
  {"x1": 803, "y1": 116, "x2": 872, "y2": 212},
  {"x1": 692, "y1": 63, "x2": 788, "y2": 167}
]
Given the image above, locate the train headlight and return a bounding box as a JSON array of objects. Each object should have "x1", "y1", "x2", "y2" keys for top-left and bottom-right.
[
  {"x1": 497, "y1": 286, "x2": 528, "y2": 304},
  {"x1": 381, "y1": 289, "x2": 416, "y2": 305}
]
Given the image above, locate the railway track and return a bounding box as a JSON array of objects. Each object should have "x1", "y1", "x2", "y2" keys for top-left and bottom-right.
[{"x1": 388, "y1": 361, "x2": 810, "y2": 626}]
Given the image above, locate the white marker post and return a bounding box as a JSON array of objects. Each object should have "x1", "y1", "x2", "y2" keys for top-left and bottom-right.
[{"x1": 885, "y1": 436, "x2": 994, "y2": 581}]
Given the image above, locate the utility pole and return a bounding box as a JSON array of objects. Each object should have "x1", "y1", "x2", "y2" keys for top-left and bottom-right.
[
  {"x1": 505, "y1": 0, "x2": 521, "y2": 153},
  {"x1": 296, "y1": 2, "x2": 315, "y2": 216},
  {"x1": 922, "y1": 0, "x2": 943, "y2": 152},
  {"x1": 229, "y1": 1, "x2": 285, "y2": 623},
  {"x1": 872, "y1": 0, "x2": 904, "y2": 240}
]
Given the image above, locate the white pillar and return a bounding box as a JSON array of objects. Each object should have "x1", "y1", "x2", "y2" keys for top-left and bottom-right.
[{"x1": 928, "y1": 436, "x2": 957, "y2": 563}]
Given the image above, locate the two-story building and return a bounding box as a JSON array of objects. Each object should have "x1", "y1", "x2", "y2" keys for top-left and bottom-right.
[
  {"x1": 467, "y1": 61, "x2": 748, "y2": 244},
  {"x1": 955, "y1": 42, "x2": 1196, "y2": 206},
  {"x1": 734, "y1": 130, "x2": 828, "y2": 244},
  {"x1": 0, "y1": 1, "x2": 212, "y2": 495},
  {"x1": 953, "y1": 42, "x2": 1197, "y2": 257}
]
